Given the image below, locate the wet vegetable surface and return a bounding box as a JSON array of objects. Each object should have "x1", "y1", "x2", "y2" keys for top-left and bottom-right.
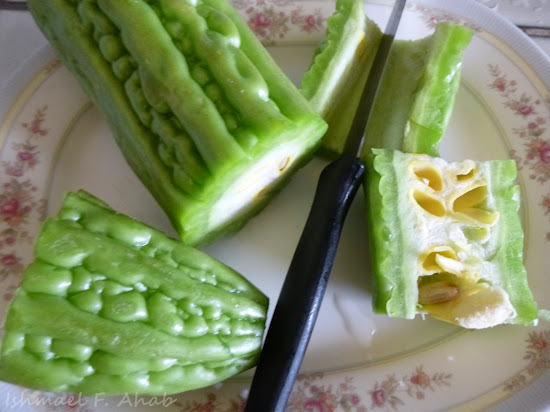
[{"x1": 0, "y1": 191, "x2": 268, "y2": 395}]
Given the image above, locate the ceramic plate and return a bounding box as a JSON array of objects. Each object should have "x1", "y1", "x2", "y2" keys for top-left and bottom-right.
[{"x1": 1, "y1": 0, "x2": 550, "y2": 410}]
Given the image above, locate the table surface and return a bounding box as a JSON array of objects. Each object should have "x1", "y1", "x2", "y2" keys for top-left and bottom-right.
[{"x1": 0, "y1": 1, "x2": 549, "y2": 411}]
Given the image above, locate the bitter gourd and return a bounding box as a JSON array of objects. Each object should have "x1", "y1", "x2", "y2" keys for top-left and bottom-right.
[
  {"x1": 302, "y1": 14, "x2": 472, "y2": 158},
  {"x1": 364, "y1": 149, "x2": 538, "y2": 328},
  {"x1": 27, "y1": 0, "x2": 327, "y2": 246},
  {"x1": 0, "y1": 191, "x2": 268, "y2": 394},
  {"x1": 300, "y1": 0, "x2": 382, "y2": 158},
  {"x1": 363, "y1": 22, "x2": 473, "y2": 156}
]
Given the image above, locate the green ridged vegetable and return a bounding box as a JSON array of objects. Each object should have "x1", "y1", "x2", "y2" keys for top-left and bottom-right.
[
  {"x1": 363, "y1": 22, "x2": 473, "y2": 156},
  {"x1": 300, "y1": 0, "x2": 382, "y2": 157},
  {"x1": 302, "y1": 14, "x2": 472, "y2": 158},
  {"x1": 363, "y1": 149, "x2": 538, "y2": 328},
  {"x1": 27, "y1": 0, "x2": 327, "y2": 246},
  {"x1": 0, "y1": 191, "x2": 268, "y2": 394}
]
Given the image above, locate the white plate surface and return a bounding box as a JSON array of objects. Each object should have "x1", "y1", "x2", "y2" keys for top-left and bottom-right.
[{"x1": 1, "y1": 1, "x2": 550, "y2": 411}]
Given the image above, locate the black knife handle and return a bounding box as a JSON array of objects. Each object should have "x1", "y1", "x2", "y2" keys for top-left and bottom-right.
[{"x1": 244, "y1": 155, "x2": 365, "y2": 412}]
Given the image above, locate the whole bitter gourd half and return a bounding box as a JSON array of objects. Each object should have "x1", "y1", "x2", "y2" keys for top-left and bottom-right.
[
  {"x1": 0, "y1": 190, "x2": 268, "y2": 395},
  {"x1": 27, "y1": 0, "x2": 327, "y2": 246}
]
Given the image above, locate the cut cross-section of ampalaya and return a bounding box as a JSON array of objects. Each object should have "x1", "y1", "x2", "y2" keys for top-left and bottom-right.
[
  {"x1": 27, "y1": 0, "x2": 327, "y2": 246},
  {"x1": 0, "y1": 191, "x2": 268, "y2": 395},
  {"x1": 364, "y1": 149, "x2": 538, "y2": 329}
]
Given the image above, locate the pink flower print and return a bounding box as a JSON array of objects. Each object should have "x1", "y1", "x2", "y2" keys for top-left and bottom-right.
[
  {"x1": 22, "y1": 106, "x2": 48, "y2": 136},
  {"x1": 0, "y1": 198, "x2": 20, "y2": 217},
  {"x1": 249, "y1": 12, "x2": 271, "y2": 29},
  {"x1": 1, "y1": 253, "x2": 19, "y2": 267},
  {"x1": 542, "y1": 196, "x2": 550, "y2": 216},
  {"x1": 533, "y1": 338, "x2": 548, "y2": 351},
  {"x1": 516, "y1": 103, "x2": 534, "y2": 116},
  {"x1": 4, "y1": 165, "x2": 24, "y2": 177},
  {"x1": 538, "y1": 144, "x2": 550, "y2": 164},
  {"x1": 192, "y1": 400, "x2": 216, "y2": 412},
  {"x1": 0, "y1": 197, "x2": 31, "y2": 226},
  {"x1": 410, "y1": 371, "x2": 431, "y2": 389},
  {"x1": 350, "y1": 394, "x2": 360, "y2": 405},
  {"x1": 29, "y1": 119, "x2": 48, "y2": 136},
  {"x1": 247, "y1": 11, "x2": 275, "y2": 38},
  {"x1": 303, "y1": 14, "x2": 317, "y2": 31},
  {"x1": 17, "y1": 151, "x2": 37, "y2": 166},
  {"x1": 255, "y1": 13, "x2": 271, "y2": 28},
  {"x1": 312, "y1": 392, "x2": 338, "y2": 412},
  {"x1": 526, "y1": 138, "x2": 547, "y2": 160},
  {"x1": 302, "y1": 398, "x2": 332, "y2": 412},
  {"x1": 492, "y1": 77, "x2": 507, "y2": 92},
  {"x1": 17, "y1": 151, "x2": 33, "y2": 161},
  {"x1": 371, "y1": 388, "x2": 386, "y2": 407}
]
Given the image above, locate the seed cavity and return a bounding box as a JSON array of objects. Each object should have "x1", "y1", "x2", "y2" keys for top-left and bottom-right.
[
  {"x1": 412, "y1": 162, "x2": 443, "y2": 191},
  {"x1": 420, "y1": 246, "x2": 459, "y2": 274},
  {"x1": 455, "y1": 167, "x2": 476, "y2": 182},
  {"x1": 453, "y1": 185, "x2": 487, "y2": 211},
  {"x1": 412, "y1": 190, "x2": 445, "y2": 217},
  {"x1": 452, "y1": 185, "x2": 498, "y2": 225}
]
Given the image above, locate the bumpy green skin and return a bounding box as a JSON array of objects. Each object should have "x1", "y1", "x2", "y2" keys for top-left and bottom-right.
[
  {"x1": 362, "y1": 23, "x2": 473, "y2": 157},
  {"x1": 27, "y1": 0, "x2": 327, "y2": 246},
  {"x1": 0, "y1": 191, "x2": 268, "y2": 395},
  {"x1": 300, "y1": 0, "x2": 382, "y2": 157},
  {"x1": 364, "y1": 149, "x2": 538, "y2": 325}
]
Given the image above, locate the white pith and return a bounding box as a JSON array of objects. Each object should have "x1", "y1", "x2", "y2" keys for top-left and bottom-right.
[
  {"x1": 400, "y1": 153, "x2": 515, "y2": 328},
  {"x1": 209, "y1": 142, "x2": 298, "y2": 229}
]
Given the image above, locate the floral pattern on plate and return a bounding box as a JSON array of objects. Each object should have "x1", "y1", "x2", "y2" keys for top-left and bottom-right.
[
  {"x1": 409, "y1": 3, "x2": 483, "y2": 31},
  {"x1": 0, "y1": 106, "x2": 50, "y2": 283},
  {"x1": 285, "y1": 366, "x2": 452, "y2": 411},
  {"x1": 233, "y1": 0, "x2": 327, "y2": 45},
  {"x1": 486, "y1": 63, "x2": 550, "y2": 242},
  {"x1": 504, "y1": 330, "x2": 550, "y2": 394}
]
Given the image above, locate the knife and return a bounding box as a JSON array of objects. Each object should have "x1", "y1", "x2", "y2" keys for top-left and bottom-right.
[{"x1": 244, "y1": 1, "x2": 406, "y2": 411}]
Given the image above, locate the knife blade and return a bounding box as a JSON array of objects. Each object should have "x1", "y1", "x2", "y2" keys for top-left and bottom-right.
[{"x1": 244, "y1": 1, "x2": 406, "y2": 411}]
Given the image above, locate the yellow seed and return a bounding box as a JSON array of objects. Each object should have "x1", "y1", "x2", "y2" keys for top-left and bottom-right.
[{"x1": 420, "y1": 246, "x2": 457, "y2": 273}]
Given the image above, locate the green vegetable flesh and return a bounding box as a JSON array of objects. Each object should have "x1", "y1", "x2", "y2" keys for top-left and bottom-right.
[
  {"x1": 27, "y1": 0, "x2": 327, "y2": 246},
  {"x1": 300, "y1": 0, "x2": 382, "y2": 157},
  {"x1": 0, "y1": 191, "x2": 268, "y2": 394},
  {"x1": 302, "y1": 15, "x2": 472, "y2": 158},
  {"x1": 362, "y1": 22, "x2": 473, "y2": 156},
  {"x1": 364, "y1": 149, "x2": 538, "y2": 328}
]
